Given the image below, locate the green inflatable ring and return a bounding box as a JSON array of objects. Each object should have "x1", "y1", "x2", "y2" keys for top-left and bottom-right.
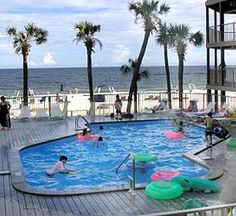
[
  {"x1": 134, "y1": 153, "x2": 158, "y2": 163},
  {"x1": 226, "y1": 138, "x2": 236, "y2": 147},
  {"x1": 145, "y1": 181, "x2": 184, "y2": 200}
]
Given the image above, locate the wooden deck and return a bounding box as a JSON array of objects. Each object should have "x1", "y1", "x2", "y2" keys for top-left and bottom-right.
[{"x1": 0, "y1": 117, "x2": 234, "y2": 216}]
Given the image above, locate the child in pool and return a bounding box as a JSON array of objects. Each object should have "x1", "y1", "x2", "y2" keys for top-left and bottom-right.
[
  {"x1": 47, "y1": 156, "x2": 73, "y2": 176},
  {"x1": 173, "y1": 119, "x2": 184, "y2": 133},
  {"x1": 78, "y1": 128, "x2": 103, "y2": 141}
]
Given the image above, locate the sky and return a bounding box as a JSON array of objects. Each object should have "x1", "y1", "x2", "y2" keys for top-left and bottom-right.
[{"x1": 0, "y1": 0, "x2": 230, "y2": 69}]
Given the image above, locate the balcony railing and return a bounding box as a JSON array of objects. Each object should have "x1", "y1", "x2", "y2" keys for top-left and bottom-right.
[
  {"x1": 209, "y1": 22, "x2": 236, "y2": 43},
  {"x1": 209, "y1": 67, "x2": 236, "y2": 87}
]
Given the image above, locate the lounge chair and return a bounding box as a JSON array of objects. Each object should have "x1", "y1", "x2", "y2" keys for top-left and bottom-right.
[
  {"x1": 18, "y1": 106, "x2": 31, "y2": 119},
  {"x1": 50, "y1": 104, "x2": 64, "y2": 119},
  {"x1": 183, "y1": 102, "x2": 215, "y2": 121}
]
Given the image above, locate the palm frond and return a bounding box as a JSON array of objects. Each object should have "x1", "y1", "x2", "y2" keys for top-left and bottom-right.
[{"x1": 189, "y1": 31, "x2": 204, "y2": 47}]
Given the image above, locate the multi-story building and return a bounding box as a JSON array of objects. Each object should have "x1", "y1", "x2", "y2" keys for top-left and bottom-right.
[{"x1": 206, "y1": 0, "x2": 236, "y2": 106}]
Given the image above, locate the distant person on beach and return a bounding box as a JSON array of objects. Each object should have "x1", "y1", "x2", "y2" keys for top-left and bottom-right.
[
  {"x1": 0, "y1": 96, "x2": 11, "y2": 130},
  {"x1": 186, "y1": 100, "x2": 198, "y2": 112},
  {"x1": 46, "y1": 156, "x2": 73, "y2": 176},
  {"x1": 114, "y1": 94, "x2": 122, "y2": 119}
]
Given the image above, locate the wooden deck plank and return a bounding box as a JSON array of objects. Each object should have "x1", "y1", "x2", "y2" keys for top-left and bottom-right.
[
  {"x1": 24, "y1": 193, "x2": 37, "y2": 216},
  {"x1": 90, "y1": 193, "x2": 120, "y2": 216},
  {"x1": 100, "y1": 192, "x2": 132, "y2": 215},
  {"x1": 83, "y1": 194, "x2": 108, "y2": 216},
  {"x1": 30, "y1": 195, "x2": 44, "y2": 216},
  {"x1": 77, "y1": 195, "x2": 97, "y2": 215},
  {"x1": 0, "y1": 176, "x2": 6, "y2": 216},
  {"x1": 9, "y1": 178, "x2": 21, "y2": 216},
  {"x1": 58, "y1": 197, "x2": 74, "y2": 216},
  {"x1": 50, "y1": 197, "x2": 66, "y2": 216},
  {"x1": 37, "y1": 195, "x2": 52, "y2": 216},
  {"x1": 70, "y1": 195, "x2": 91, "y2": 216},
  {"x1": 63, "y1": 196, "x2": 83, "y2": 216},
  {"x1": 92, "y1": 193, "x2": 115, "y2": 214},
  {"x1": 135, "y1": 189, "x2": 167, "y2": 213},
  {"x1": 16, "y1": 191, "x2": 29, "y2": 216},
  {"x1": 119, "y1": 191, "x2": 154, "y2": 215},
  {"x1": 117, "y1": 191, "x2": 142, "y2": 215},
  {"x1": 109, "y1": 191, "x2": 135, "y2": 216},
  {"x1": 3, "y1": 175, "x2": 14, "y2": 216},
  {"x1": 44, "y1": 196, "x2": 64, "y2": 216}
]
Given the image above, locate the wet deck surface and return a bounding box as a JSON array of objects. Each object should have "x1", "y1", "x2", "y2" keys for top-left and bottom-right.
[{"x1": 0, "y1": 117, "x2": 235, "y2": 216}]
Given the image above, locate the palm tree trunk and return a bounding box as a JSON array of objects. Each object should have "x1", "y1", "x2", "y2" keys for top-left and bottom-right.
[
  {"x1": 134, "y1": 83, "x2": 138, "y2": 113},
  {"x1": 87, "y1": 48, "x2": 95, "y2": 115},
  {"x1": 127, "y1": 30, "x2": 150, "y2": 113},
  {"x1": 164, "y1": 44, "x2": 172, "y2": 109},
  {"x1": 23, "y1": 54, "x2": 28, "y2": 106},
  {"x1": 178, "y1": 54, "x2": 184, "y2": 109}
]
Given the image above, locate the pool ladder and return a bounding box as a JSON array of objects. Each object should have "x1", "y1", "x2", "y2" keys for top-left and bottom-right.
[
  {"x1": 115, "y1": 153, "x2": 136, "y2": 194},
  {"x1": 75, "y1": 115, "x2": 90, "y2": 131}
]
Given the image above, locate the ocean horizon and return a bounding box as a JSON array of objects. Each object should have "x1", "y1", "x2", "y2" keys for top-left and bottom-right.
[{"x1": 0, "y1": 66, "x2": 207, "y2": 96}]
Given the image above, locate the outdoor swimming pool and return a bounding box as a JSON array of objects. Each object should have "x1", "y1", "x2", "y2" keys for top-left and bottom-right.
[{"x1": 20, "y1": 120, "x2": 209, "y2": 191}]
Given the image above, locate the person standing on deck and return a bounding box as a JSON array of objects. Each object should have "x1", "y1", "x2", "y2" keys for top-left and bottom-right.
[
  {"x1": 204, "y1": 112, "x2": 214, "y2": 157},
  {"x1": 0, "y1": 96, "x2": 11, "y2": 130},
  {"x1": 114, "y1": 94, "x2": 122, "y2": 119}
]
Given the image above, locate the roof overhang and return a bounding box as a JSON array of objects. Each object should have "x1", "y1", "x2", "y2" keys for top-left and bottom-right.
[{"x1": 206, "y1": 0, "x2": 236, "y2": 14}]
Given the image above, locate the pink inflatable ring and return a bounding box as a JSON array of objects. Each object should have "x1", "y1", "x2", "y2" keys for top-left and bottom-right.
[
  {"x1": 164, "y1": 131, "x2": 185, "y2": 139},
  {"x1": 77, "y1": 134, "x2": 99, "y2": 141},
  {"x1": 151, "y1": 170, "x2": 180, "y2": 181}
]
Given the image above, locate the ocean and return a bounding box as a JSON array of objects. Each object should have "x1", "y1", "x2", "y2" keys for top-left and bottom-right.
[{"x1": 0, "y1": 66, "x2": 206, "y2": 96}]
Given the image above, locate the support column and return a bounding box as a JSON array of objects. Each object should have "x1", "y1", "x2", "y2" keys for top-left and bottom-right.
[
  {"x1": 220, "y1": 2, "x2": 226, "y2": 105},
  {"x1": 206, "y1": 6, "x2": 212, "y2": 103}
]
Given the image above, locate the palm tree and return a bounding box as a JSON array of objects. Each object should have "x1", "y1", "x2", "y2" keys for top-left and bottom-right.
[
  {"x1": 169, "y1": 24, "x2": 204, "y2": 109},
  {"x1": 156, "y1": 21, "x2": 172, "y2": 109},
  {"x1": 120, "y1": 59, "x2": 149, "y2": 113},
  {"x1": 74, "y1": 21, "x2": 102, "y2": 115},
  {"x1": 127, "y1": 0, "x2": 169, "y2": 113},
  {"x1": 7, "y1": 23, "x2": 48, "y2": 106}
]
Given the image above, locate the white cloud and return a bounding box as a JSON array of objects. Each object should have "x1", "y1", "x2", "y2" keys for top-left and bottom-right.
[
  {"x1": 112, "y1": 45, "x2": 130, "y2": 64},
  {"x1": 29, "y1": 60, "x2": 37, "y2": 66},
  {"x1": 43, "y1": 52, "x2": 56, "y2": 65}
]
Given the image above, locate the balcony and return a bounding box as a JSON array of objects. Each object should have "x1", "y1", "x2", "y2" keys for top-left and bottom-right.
[
  {"x1": 208, "y1": 22, "x2": 236, "y2": 48},
  {"x1": 207, "y1": 67, "x2": 236, "y2": 90}
]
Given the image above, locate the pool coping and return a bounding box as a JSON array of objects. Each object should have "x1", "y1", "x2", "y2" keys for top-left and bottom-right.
[{"x1": 9, "y1": 118, "x2": 225, "y2": 196}]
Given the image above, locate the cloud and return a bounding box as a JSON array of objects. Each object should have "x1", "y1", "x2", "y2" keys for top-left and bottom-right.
[
  {"x1": 43, "y1": 52, "x2": 56, "y2": 65},
  {"x1": 112, "y1": 45, "x2": 130, "y2": 64},
  {"x1": 29, "y1": 60, "x2": 38, "y2": 66}
]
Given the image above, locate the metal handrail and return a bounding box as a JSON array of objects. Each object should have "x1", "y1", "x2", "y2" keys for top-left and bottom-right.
[
  {"x1": 75, "y1": 115, "x2": 90, "y2": 131},
  {"x1": 195, "y1": 134, "x2": 231, "y2": 155},
  {"x1": 115, "y1": 153, "x2": 136, "y2": 194},
  {"x1": 115, "y1": 153, "x2": 131, "y2": 176},
  {"x1": 145, "y1": 203, "x2": 236, "y2": 216}
]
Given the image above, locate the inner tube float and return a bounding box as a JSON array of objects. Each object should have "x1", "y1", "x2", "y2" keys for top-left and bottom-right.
[
  {"x1": 213, "y1": 126, "x2": 229, "y2": 139},
  {"x1": 164, "y1": 131, "x2": 185, "y2": 139},
  {"x1": 134, "y1": 153, "x2": 158, "y2": 163},
  {"x1": 126, "y1": 161, "x2": 155, "y2": 170},
  {"x1": 77, "y1": 134, "x2": 99, "y2": 141},
  {"x1": 145, "y1": 181, "x2": 184, "y2": 200},
  {"x1": 226, "y1": 138, "x2": 236, "y2": 148},
  {"x1": 151, "y1": 170, "x2": 180, "y2": 181},
  {"x1": 171, "y1": 176, "x2": 221, "y2": 193}
]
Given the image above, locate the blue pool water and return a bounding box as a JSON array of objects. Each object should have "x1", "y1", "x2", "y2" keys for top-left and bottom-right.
[{"x1": 20, "y1": 120, "x2": 209, "y2": 191}]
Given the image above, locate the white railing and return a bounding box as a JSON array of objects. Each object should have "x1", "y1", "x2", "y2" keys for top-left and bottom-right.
[
  {"x1": 6, "y1": 91, "x2": 236, "y2": 118},
  {"x1": 145, "y1": 203, "x2": 236, "y2": 216},
  {"x1": 209, "y1": 22, "x2": 236, "y2": 44}
]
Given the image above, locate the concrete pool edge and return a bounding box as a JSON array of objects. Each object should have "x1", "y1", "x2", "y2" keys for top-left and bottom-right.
[{"x1": 9, "y1": 118, "x2": 225, "y2": 196}]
